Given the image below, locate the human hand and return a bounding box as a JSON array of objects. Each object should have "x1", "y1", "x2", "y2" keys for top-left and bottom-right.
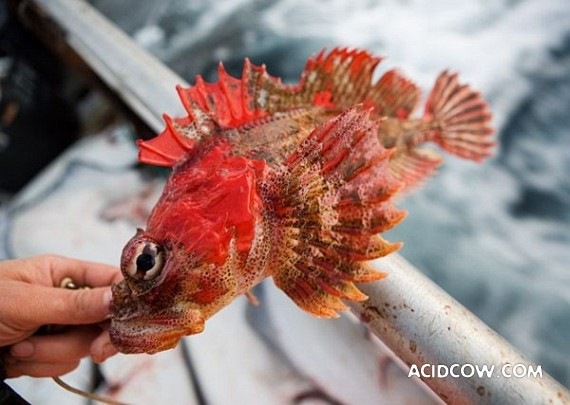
[{"x1": 0, "y1": 255, "x2": 123, "y2": 378}]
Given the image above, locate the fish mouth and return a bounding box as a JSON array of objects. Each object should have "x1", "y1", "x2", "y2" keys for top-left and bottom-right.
[
  {"x1": 109, "y1": 281, "x2": 205, "y2": 354},
  {"x1": 109, "y1": 320, "x2": 200, "y2": 354}
]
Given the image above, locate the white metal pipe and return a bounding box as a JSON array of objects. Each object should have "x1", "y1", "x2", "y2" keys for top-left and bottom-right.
[{"x1": 351, "y1": 255, "x2": 569, "y2": 404}]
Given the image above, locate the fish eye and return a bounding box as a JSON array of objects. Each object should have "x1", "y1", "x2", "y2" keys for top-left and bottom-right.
[{"x1": 126, "y1": 241, "x2": 165, "y2": 281}]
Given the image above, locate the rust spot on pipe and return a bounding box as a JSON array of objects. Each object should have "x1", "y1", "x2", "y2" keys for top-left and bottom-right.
[
  {"x1": 366, "y1": 305, "x2": 386, "y2": 319},
  {"x1": 360, "y1": 311, "x2": 372, "y2": 323},
  {"x1": 409, "y1": 340, "x2": 417, "y2": 354}
]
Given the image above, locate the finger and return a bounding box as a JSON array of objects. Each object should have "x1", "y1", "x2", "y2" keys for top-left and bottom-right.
[
  {"x1": 22, "y1": 255, "x2": 123, "y2": 287},
  {"x1": 6, "y1": 359, "x2": 80, "y2": 378},
  {"x1": 90, "y1": 329, "x2": 118, "y2": 364},
  {"x1": 1, "y1": 283, "x2": 112, "y2": 327},
  {"x1": 10, "y1": 326, "x2": 100, "y2": 363}
]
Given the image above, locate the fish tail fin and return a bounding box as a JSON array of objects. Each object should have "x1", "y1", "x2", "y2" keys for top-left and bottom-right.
[
  {"x1": 423, "y1": 71, "x2": 495, "y2": 161},
  {"x1": 263, "y1": 106, "x2": 405, "y2": 317}
]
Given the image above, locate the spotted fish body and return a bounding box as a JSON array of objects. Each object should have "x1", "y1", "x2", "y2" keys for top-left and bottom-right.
[{"x1": 110, "y1": 48, "x2": 493, "y2": 354}]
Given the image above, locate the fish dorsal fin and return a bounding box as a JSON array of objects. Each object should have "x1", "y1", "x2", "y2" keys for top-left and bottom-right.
[
  {"x1": 180, "y1": 63, "x2": 271, "y2": 129},
  {"x1": 137, "y1": 114, "x2": 199, "y2": 167},
  {"x1": 138, "y1": 62, "x2": 276, "y2": 167},
  {"x1": 137, "y1": 47, "x2": 424, "y2": 167},
  {"x1": 290, "y1": 47, "x2": 383, "y2": 110},
  {"x1": 263, "y1": 106, "x2": 405, "y2": 317},
  {"x1": 369, "y1": 69, "x2": 421, "y2": 119},
  {"x1": 139, "y1": 50, "x2": 494, "y2": 176},
  {"x1": 242, "y1": 48, "x2": 384, "y2": 113}
]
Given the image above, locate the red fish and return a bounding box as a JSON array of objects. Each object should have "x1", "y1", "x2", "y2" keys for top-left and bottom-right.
[{"x1": 110, "y1": 48, "x2": 493, "y2": 354}]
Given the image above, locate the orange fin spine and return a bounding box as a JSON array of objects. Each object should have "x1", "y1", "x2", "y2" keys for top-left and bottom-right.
[
  {"x1": 368, "y1": 69, "x2": 421, "y2": 118},
  {"x1": 298, "y1": 47, "x2": 382, "y2": 109},
  {"x1": 245, "y1": 290, "x2": 260, "y2": 306},
  {"x1": 423, "y1": 70, "x2": 495, "y2": 161},
  {"x1": 243, "y1": 58, "x2": 292, "y2": 113},
  {"x1": 138, "y1": 62, "x2": 279, "y2": 167},
  {"x1": 265, "y1": 106, "x2": 404, "y2": 317},
  {"x1": 388, "y1": 149, "x2": 443, "y2": 192},
  {"x1": 333, "y1": 202, "x2": 406, "y2": 234},
  {"x1": 138, "y1": 114, "x2": 198, "y2": 167},
  {"x1": 181, "y1": 64, "x2": 269, "y2": 129}
]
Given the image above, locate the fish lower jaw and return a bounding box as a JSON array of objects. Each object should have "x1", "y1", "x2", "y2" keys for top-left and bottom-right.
[
  {"x1": 110, "y1": 322, "x2": 184, "y2": 354},
  {"x1": 109, "y1": 316, "x2": 205, "y2": 354}
]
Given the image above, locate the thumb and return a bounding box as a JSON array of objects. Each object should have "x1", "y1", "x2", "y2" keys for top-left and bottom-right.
[
  {"x1": 53, "y1": 287, "x2": 113, "y2": 325},
  {"x1": 14, "y1": 285, "x2": 114, "y2": 327}
]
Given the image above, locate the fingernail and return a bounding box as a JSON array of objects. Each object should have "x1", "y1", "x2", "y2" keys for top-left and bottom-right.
[
  {"x1": 93, "y1": 342, "x2": 117, "y2": 364},
  {"x1": 103, "y1": 288, "x2": 112, "y2": 307},
  {"x1": 10, "y1": 341, "x2": 34, "y2": 358}
]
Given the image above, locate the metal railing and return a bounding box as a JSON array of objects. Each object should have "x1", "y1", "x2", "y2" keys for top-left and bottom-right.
[{"x1": 20, "y1": 0, "x2": 570, "y2": 403}]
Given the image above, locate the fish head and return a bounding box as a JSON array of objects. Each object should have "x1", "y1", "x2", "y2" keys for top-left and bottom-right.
[
  {"x1": 109, "y1": 147, "x2": 267, "y2": 354},
  {"x1": 109, "y1": 229, "x2": 236, "y2": 354}
]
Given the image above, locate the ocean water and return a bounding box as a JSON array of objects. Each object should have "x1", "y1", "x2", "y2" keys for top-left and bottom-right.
[{"x1": 92, "y1": 0, "x2": 570, "y2": 388}]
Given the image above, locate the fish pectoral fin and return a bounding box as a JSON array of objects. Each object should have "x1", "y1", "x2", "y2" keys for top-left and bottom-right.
[
  {"x1": 263, "y1": 106, "x2": 404, "y2": 317},
  {"x1": 245, "y1": 290, "x2": 260, "y2": 306}
]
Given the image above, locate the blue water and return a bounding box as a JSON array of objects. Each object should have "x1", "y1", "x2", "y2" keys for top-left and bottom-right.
[{"x1": 93, "y1": 0, "x2": 570, "y2": 388}]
